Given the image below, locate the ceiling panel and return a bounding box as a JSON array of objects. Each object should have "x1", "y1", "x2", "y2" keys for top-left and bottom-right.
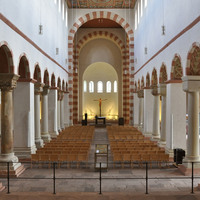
[{"x1": 66, "y1": 0, "x2": 136, "y2": 8}]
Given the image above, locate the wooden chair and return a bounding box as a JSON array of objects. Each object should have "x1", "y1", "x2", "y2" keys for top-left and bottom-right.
[
  {"x1": 31, "y1": 154, "x2": 39, "y2": 168},
  {"x1": 67, "y1": 154, "x2": 77, "y2": 168},
  {"x1": 113, "y1": 154, "x2": 122, "y2": 168},
  {"x1": 77, "y1": 154, "x2": 88, "y2": 168},
  {"x1": 131, "y1": 154, "x2": 141, "y2": 168},
  {"x1": 39, "y1": 155, "x2": 50, "y2": 168},
  {"x1": 122, "y1": 154, "x2": 131, "y2": 168}
]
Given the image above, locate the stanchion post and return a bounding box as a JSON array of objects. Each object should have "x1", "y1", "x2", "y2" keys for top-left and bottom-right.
[
  {"x1": 99, "y1": 162, "x2": 102, "y2": 195},
  {"x1": 145, "y1": 162, "x2": 148, "y2": 194},
  {"x1": 53, "y1": 162, "x2": 56, "y2": 194},
  {"x1": 191, "y1": 162, "x2": 194, "y2": 194},
  {"x1": 7, "y1": 162, "x2": 10, "y2": 194}
]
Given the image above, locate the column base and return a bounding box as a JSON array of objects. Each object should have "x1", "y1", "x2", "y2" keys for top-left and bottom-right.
[
  {"x1": 41, "y1": 132, "x2": 51, "y2": 143},
  {"x1": 151, "y1": 134, "x2": 160, "y2": 141},
  {"x1": 35, "y1": 138, "x2": 44, "y2": 149},
  {"x1": 14, "y1": 145, "x2": 37, "y2": 159},
  {"x1": 0, "y1": 153, "x2": 25, "y2": 177},
  {"x1": 165, "y1": 147, "x2": 174, "y2": 160},
  {"x1": 50, "y1": 131, "x2": 59, "y2": 138},
  {"x1": 143, "y1": 131, "x2": 152, "y2": 137},
  {"x1": 158, "y1": 140, "x2": 166, "y2": 148}
]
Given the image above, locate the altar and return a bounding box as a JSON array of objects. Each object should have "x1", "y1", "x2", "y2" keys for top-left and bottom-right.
[{"x1": 95, "y1": 116, "x2": 106, "y2": 125}]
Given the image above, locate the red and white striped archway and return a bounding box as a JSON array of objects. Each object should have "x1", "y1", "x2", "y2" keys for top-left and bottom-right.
[{"x1": 68, "y1": 11, "x2": 134, "y2": 125}]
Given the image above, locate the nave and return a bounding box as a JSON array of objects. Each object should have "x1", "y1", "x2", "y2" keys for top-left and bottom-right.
[{"x1": 0, "y1": 126, "x2": 199, "y2": 198}]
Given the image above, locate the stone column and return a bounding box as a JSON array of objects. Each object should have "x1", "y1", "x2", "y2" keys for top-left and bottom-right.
[
  {"x1": 158, "y1": 84, "x2": 167, "y2": 146},
  {"x1": 57, "y1": 90, "x2": 61, "y2": 132},
  {"x1": 48, "y1": 87, "x2": 58, "y2": 138},
  {"x1": 41, "y1": 86, "x2": 51, "y2": 143},
  {"x1": 143, "y1": 87, "x2": 154, "y2": 136},
  {"x1": 133, "y1": 92, "x2": 139, "y2": 127},
  {"x1": 137, "y1": 90, "x2": 144, "y2": 129},
  {"x1": 152, "y1": 86, "x2": 160, "y2": 140},
  {"x1": 182, "y1": 76, "x2": 200, "y2": 164},
  {"x1": 165, "y1": 81, "x2": 186, "y2": 157},
  {"x1": 0, "y1": 74, "x2": 21, "y2": 171},
  {"x1": 14, "y1": 80, "x2": 37, "y2": 159},
  {"x1": 60, "y1": 91, "x2": 65, "y2": 130},
  {"x1": 34, "y1": 83, "x2": 44, "y2": 149},
  {"x1": 64, "y1": 91, "x2": 69, "y2": 127}
]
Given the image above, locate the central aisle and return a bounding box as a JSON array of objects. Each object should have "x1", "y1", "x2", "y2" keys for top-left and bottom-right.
[{"x1": 88, "y1": 127, "x2": 111, "y2": 168}]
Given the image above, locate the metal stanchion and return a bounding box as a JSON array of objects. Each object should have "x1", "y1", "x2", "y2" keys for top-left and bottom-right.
[
  {"x1": 7, "y1": 162, "x2": 10, "y2": 194},
  {"x1": 53, "y1": 162, "x2": 56, "y2": 194},
  {"x1": 145, "y1": 162, "x2": 148, "y2": 194},
  {"x1": 191, "y1": 162, "x2": 194, "y2": 194},
  {"x1": 99, "y1": 162, "x2": 102, "y2": 194}
]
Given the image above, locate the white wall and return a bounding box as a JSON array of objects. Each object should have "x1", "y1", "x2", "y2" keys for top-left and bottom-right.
[
  {"x1": 0, "y1": 0, "x2": 69, "y2": 83},
  {"x1": 134, "y1": 0, "x2": 200, "y2": 82}
]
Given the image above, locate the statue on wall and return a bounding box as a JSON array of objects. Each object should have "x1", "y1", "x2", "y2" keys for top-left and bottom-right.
[{"x1": 93, "y1": 98, "x2": 107, "y2": 116}]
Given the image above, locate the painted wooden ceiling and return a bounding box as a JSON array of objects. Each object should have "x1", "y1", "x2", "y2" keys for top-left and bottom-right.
[{"x1": 66, "y1": 0, "x2": 136, "y2": 8}]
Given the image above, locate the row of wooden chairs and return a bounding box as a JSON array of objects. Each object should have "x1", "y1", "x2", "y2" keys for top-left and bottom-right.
[
  {"x1": 113, "y1": 153, "x2": 169, "y2": 168},
  {"x1": 31, "y1": 154, "x2": 88, "y2": 168}
]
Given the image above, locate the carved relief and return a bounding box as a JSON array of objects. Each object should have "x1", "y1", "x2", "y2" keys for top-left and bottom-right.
[
  {"x1": 0, "y1": 74, "x2": 19, "y2": 91},
  {"x1": 159, "y1": 64, "x2": 168, "y2": 83},
  {"x1": 171, "y1": 55, "x2": 183, "y2": 79},
  {"x1": 189, "y1": 46, "x2": 200, "y2": 75}
]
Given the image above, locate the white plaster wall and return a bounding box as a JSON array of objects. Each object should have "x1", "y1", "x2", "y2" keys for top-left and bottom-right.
[
  {"x1": 13, "y1": 82, "x2": 35, "y2": 147},
  {"x1": 144, "y1": 89, "x2": 154, "y2": 134},
  {"x1": 134, "y1": 0, "x2": 200, "y2": 81},
  {"x1": 133, "y1": 93, "x2": 139, "y2": 126},
  {"x1": 0, "y1": 0, "x2": 68, "y2": 83},
  {"x1": 166, "y1": 83, "x2": 186, "y2": 151}
]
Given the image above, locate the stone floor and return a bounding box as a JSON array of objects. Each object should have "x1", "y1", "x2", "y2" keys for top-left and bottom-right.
[{"x1": 1, "y1": 127, "x2": 200, "y2": 199}]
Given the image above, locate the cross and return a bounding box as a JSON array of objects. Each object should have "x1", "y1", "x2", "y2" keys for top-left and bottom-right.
[{"x1": 93, "y1": 98, "x2": 107, "y2": 117}]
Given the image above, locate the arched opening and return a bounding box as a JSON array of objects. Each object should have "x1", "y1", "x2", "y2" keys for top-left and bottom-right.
[
  {"x1": 0, "y1": 45, "x2": 14, "y2": 73},
  {"x1": 18, "y1": 56, "x2": 30, "y2": 79},
  {"x1": 33, "y1": 65, "x2": 41, "y2": 82},
  {"x1": 51, "y1": 74, "x2": 56, "y2": 87},
  {"x1": 43, "y1": 70, "x2": 49, "y2": 86},
  {"x1": 82, "y1": 62, "x2": 118, "y2": 121}
]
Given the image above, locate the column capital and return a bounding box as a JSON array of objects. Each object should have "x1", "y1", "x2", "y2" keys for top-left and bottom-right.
[
  {"x1": 151, "y1": 85, "x2": 160, "y2": 96},
  {"x1": 182, "y1": 76, "x2": 200, "y2": 92},
  {"x1": 34, "y1": 82, "x2": 44, "y2": 94},
  {"x1": 42, "y1": 85, "x2": 50, "y2": 95},
  {"x1": 158, "y1": 84, "x2": 166, "y2": 96},
  {"x1": 0, "y1": 73, "x2": 19, "y2": 91},
  {"x1": 137, "y1": 90, "x2": 144, "y2": 98}
]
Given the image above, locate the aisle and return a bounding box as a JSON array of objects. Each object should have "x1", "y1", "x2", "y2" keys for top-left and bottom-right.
[{"x1": 88, "y1": 127, "x2": 111, "y2": 168}]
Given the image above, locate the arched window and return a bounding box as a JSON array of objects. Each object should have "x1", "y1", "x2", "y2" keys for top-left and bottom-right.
[
  {"x1": 89, "y1": 81, "x2": 94, "y2": 93},
  {"x1": 83, "y1": 80, "x2": 87, "y2": 92},
  {"x1": 106, "y1": 81, "x2": 111, "y2": 93},
  {"x1": 114, "y1": 81, "x2": 117, "y2": 93},
  {"x1": 97, "y1": 81, "x2": 103, "y2": 93}
]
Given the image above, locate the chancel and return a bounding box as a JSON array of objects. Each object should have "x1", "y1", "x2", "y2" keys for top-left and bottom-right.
[{"x1": 0, "y1": 0, "x2": 200, "y2": 198}]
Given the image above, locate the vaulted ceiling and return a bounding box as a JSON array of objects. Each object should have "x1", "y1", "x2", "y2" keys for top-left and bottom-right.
[{"x1": 66, "y1": 0, "x2": 136, "y2": 8}]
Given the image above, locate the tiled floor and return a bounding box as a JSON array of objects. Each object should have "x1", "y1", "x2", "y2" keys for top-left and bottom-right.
[{"x1": 1, "y1": 127, "x2": 200, "y2": 199}]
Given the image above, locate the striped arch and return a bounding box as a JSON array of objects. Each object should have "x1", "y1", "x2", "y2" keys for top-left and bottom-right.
[
  {"x1": 69, "y1": 11, "x2": 134, "y2": 125},
  {"x1": 33, "y1": 64, "x2": 41, "y2": 83},
  {"x1": 186, "y1": 42, "x2": 200, "y2": 75},
  {"x1": 159, "y1": 63, "x2": 168, "y2": 83},
  {"x1": 171, "y1": 54, "x2": 183, "y2": 80},
  {"x1": 43, "y1": 69, "x2": 49, "y2": 86}
]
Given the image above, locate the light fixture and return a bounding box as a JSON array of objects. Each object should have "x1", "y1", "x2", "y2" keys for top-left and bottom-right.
[
  {"x1": 162, "y1": 25, "x2": 165, "y2": 35},
  {"x1": 144, "y1": 47, "x2": 147, "y2": 54},
  {"x1": 39, "y1": 24, "x2": 43, "y2": 35},
  {"x1": 56, "y1": 48, "x2": 59, "y2": 55}
]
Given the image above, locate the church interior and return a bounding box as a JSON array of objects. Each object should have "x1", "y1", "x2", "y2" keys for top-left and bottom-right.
[{"x1": 0, "y1": 0, "x2": 200, "y2": 199}]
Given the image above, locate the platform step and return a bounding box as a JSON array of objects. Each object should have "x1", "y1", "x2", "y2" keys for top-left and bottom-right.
[
  {"x1": 0, "y1": 165, "x2": 26, "y2": 178},
  {"x1": 0, "y1": 182, "x2": 5, "y2": 192}
]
